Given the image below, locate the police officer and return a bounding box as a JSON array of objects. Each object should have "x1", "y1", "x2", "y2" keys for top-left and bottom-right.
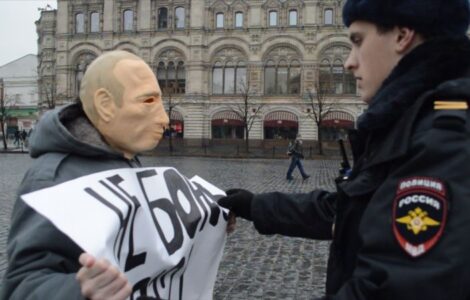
[{"x1": 219, "y1": 0, "x2": 470, "y2": 298}]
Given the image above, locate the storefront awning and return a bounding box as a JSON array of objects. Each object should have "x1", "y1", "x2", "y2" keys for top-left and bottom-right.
[
  {"x1": 321, "y1": 111, "x2": 354, "y2": 128},
  {"x1": 170, "y1": 110, "x2": 184, "y2": 122},
  {"x1": 212, "y1": 111, "x2": 243, "y2": 126},
  {"x1": 264, "y1": 111, "x2": 298, "y2": 128}
]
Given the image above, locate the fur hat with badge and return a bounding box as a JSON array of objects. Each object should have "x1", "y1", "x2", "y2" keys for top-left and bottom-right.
[{"x1": 343, "y1": 0, "x2": 470, "y2": 37}]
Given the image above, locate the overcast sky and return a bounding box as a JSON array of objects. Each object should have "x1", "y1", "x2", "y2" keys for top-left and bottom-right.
[{"x1": 0, "y1": 0, "x2": 57, "y2": 67}]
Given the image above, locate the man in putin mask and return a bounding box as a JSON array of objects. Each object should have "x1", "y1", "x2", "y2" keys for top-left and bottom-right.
[{"x1": 1, "y1": 51, "x2": 169, "y2": 299}]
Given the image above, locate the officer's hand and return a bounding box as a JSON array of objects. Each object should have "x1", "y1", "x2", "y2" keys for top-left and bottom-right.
[{"x1": 218, "y1": 189, "x2": 254, "y2": 221}]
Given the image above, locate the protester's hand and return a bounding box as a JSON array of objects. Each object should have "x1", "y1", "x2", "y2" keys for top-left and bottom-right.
[
  {"x1": 76, "y1": 253, "x2": 132, "y2": 300},
  {"x1": 226, "y1": 211, "x2": 237, "y2": 234},
  {"x1": 218, "y1": 189, "x2": 254, "y2": 221}
]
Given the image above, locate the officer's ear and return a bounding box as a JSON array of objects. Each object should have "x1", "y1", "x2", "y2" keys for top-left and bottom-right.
[
  {"x1": 395, "y1": 26, "x2": 422, "y2": 55},
  {"x1": 94, "y1": 88, "x2": 116, "y2": 123}
]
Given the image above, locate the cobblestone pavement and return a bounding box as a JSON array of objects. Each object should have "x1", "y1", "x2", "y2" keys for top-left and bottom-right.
[{"x1": 0, "y1": 154, "x2": 339, "y2": 299}]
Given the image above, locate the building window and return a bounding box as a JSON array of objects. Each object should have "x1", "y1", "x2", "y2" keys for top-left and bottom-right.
[
  {"x1": 289, "y1": 60, "x2": 301, "y2": 94},
  {"x1": 175, "y1": 7, "x2": 185, "y2": 29},
  {"x1": 75, "y1": 13, "x2": 85, "y2": 33},
  {"x1": 289, "y1": 10, "x2": 297, "y2": 26},
  {"x1": 319, "y1": 59, "x2": 356, "y2": 95},
  {"x1": 212, "y1": 62, "x2": 223, "y2": 94},
  {"x1": 269, "y1": 10, "x2": 277, "y2": 26},
  {"x1": 156, "y1": 61, "x2": 186, "y2": 94},
  {"x1": 324, "y1": 9, "x2": 333, "y2": 25},
  {"x1": 212, "y1": 61, "x2": 247, "y2": 95},
  {"x1": 158, "y1": 7, "x2": 168, "y2": 29},
  {"x1": 90, "y1": 12, "x2": 100, "y2": 32},
  {"x1": 236, "y1": 62, "x2": 247, "y2": 93},
  {"x1": 264, "y1": 60, "x2": 301, "y2": 95},
  {"x1": 224, "y1": 62, "x2": 235, "y2": 94},
  {"x1": 264, "y1": 60, "x2": 276, "y2": 94},
  {"x1": 74, "y1": 53, "x2": 97, "y2": 97},
  {"x1": 123, "y1": 9, "x2": 134, "y2": 31},
  {"x1": 235, "y1": 12, "x2": 243, "y2": 28},
  {"x1": 216, "y1": 13, "x2": 224, "y2": 28}
]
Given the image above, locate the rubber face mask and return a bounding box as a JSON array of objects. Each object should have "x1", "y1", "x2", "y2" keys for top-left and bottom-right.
[{"x1": 102, "y1": 59, "x2": 169, "y2": 159}]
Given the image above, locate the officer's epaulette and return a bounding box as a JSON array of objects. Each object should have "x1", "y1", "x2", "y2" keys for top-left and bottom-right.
[
  {"x1": 434, "y1": 100, "x2": 468, "y2": 110},
  {"x1": 432, "y1": 99, "x2": 468, "y2": 131}
]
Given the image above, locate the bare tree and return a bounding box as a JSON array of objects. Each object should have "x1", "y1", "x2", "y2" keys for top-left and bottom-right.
[
  {"x1": 0, "y1": 78, "x2": 18, "y2": 150},
  {"x1": 304, "y1": 72, "x2": 337, "y2": 155},
  {"x1": 230, "y1": 81, "x2": 264, "y2": 153},
  {"x1": 37, "y1": 77, "x2": 57, "y2": 110},
  {"x1": 162, "y1": 82, "x2": 180, "y2": 153}
]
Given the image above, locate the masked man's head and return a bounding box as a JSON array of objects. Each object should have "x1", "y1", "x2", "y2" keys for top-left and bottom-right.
[{"x1": 79, "y1": 50, "x2": 169, "y2": 159}]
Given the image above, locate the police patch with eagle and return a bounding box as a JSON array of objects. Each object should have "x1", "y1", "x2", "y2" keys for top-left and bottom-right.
[{"x1": 392, "y1": 177, "x2": 448, "y2": 257}]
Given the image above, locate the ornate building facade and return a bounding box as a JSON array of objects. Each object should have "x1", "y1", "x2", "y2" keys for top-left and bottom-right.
[{"x1": 36, "y1": 0, "x2": 365, "y2": 145}]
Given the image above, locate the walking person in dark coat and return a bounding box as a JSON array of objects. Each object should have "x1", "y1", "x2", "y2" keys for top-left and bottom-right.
[
  {"x1": 219, "y1": 0, "x2": 470, "y2": 299},
  {"x1": 286, "y1": 134, "x2": 310, "y2": 180}
]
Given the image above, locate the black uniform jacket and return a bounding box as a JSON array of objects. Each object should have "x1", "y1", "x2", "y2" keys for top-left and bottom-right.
[{"x1": 251, "y1": 37, "x2": 470, "y2": 299}]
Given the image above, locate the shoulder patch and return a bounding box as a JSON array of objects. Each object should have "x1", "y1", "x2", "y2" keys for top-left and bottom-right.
[
  {"x1": 434, "y1": 100, "x2": 468, "y2": 110},
  {"x1": 392, "y1": 177, "x2": 448, "y2": 258}
]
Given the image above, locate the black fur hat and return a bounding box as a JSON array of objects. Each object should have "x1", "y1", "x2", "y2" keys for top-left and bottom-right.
[{"x1": 343, "y1": 0, "x2": 470, "y2": 37}]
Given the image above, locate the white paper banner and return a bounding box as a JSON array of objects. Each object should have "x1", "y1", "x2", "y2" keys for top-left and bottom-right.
[{"x1": 22, "y1": 167, "x2": 228, "y2": 300}]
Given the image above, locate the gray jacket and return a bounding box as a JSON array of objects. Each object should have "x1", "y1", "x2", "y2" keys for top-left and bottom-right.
[{"x1": 1, "y1": 103, "x2": 140, "y2": 300}]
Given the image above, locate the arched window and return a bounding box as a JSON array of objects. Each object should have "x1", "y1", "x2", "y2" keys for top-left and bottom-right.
[
  {"x1": 212, "y1": 62, "x2": 223, "y2": 94},
  {"x1": 90, "y1": 12, "x2": 100, "y2": 32},
  {"x1": 75, "y1": 13, "x2": 85, "y2": 33},
  {"x1": 289, "y1": 10, "x2": 297, "y2": 26},
  {"x1": 333, "y1": 59, "x2": 344, "y2": 94},
  {"x1": 156, "y1": 61, "x2": 186, "y2": 94},
  {"x1": 236, "y1": 62, "x2": 247, "y2": 93},
  {"x1": 264, "y1": 60, "x2": 276, "y2": 94},
  {"x1": 269, "y1": 10, "x2": 278, "y2": 26},
  {"x1": 74, "y1": 53, "x2": 97, "y2": 96},
  {"x1": 175, "y1": 7, "x2": 185, "y2": 29},
  {"x1": 167, "y1": 62, "x2": 176, "y2": 90},
  {"x1": 212, "y1": 61, "x2": 247, "y2": 95},
  {"x1": 123, "y1": 9, "x2": 134, "y2": 31},
  {"x1": 157, "y1": 62, "x2": 166, "y2": 90},
  {"x1": 264, "y1": 60, "x2": 301, "y2": 95},
  {"x1": 224, "y1": 62, "x2": 235, "y2": 94},
  {"x1": 235, "y1": 12, "x2": 243, "y2": 28},
  {"x1": 289, "y1": 60, "x2": 301, "y2": 94},
  {"x1": 177, "y1": 61, "x2": 186, "y2": 94},
  {"x1": 324, "y1": 9, "x2": 333, "y2": 25},
  {"x1": 277, "y1": 60, "x2": 288, "y2": 94},
  {"x1": 319, "y1": 45, "x2": 356, "y2": 95},
  {"x1": 158, "y1": 8, "x2": 168, "y2": 29},
  {"x1": 216, "y1": 13, "x2": 224, "y2": 28}
]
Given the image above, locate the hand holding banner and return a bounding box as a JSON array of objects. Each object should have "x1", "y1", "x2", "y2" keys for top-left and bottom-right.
[{"x1": 22, "y1": 167, "x2": 228, "y2": 300}]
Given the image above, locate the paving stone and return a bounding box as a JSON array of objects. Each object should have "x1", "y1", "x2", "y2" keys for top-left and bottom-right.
[{"x1": 0, "y1": 154, "x2": 339, "y2": 298}]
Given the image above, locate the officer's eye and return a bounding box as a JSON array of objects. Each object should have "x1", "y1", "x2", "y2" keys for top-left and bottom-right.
[{"x1": 144, "y1": 98, "x2": 155, "y2": 104}]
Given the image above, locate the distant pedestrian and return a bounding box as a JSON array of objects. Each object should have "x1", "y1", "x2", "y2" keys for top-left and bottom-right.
[
  {"x1": 13, "y1": 130, "x2": 20, "y2": 147},
  {"x1": 20, "y1": 130, "x2": 27, "y2": 142},
  {"x1": 286, "y1": 134, "x2": 310, "y2": 180}
]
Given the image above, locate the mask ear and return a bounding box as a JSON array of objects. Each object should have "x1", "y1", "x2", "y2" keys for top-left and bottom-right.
[{"x1": 94, "y1": 88, "x2": 116, "y2": 123}]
